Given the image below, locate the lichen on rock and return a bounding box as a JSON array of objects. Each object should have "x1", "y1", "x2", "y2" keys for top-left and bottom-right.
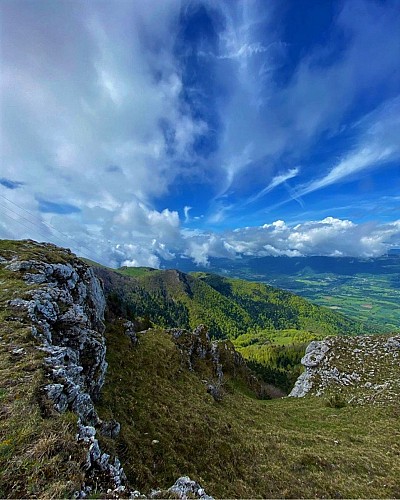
[{"x1": 289, "y1": 334, "x2": 400, "y2": 404}]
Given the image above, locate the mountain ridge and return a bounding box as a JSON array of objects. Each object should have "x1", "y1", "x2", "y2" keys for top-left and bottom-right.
[{"x1": 94, "y1": 265, "x2": 364, "y2": 341}]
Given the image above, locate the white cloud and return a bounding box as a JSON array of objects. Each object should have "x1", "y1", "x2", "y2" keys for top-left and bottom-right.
[
  {"x1": 181, "y1": 217, "x2": 400, "y2": 265},
  {"x1": 1, "y1": 1, "x2": 399, "y2": 268},
  {"x1": 210, "y1": 0, "x2": 400, "y2": 198},
  {"x1": 0, "y1": 0, "x2": 206, "y2": 265},
  {"x1": 216, "y1": 41, "x2": 274, "y2": 60},
  {"x1": 183, "y1": 206, "x2": 192, "y2": 223}
]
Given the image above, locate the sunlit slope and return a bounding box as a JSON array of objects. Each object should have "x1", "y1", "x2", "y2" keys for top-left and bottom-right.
[
  {"x1": 169, "y1": 255, "x2": 400, "y2": 332},
  {"x1": 97, "y1": 322, "x2": 400, "y2": 499},
  {"x1": 95, "y1": 266, "x2": 363, "y2": 341}
]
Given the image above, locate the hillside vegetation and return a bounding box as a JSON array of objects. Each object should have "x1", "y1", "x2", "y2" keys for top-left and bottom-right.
[
  {"x1": 168, "y1": 254, "x2": 400, "y2": 332},
  {"x1": 290, "y1": 334, "x2": 400, "y2": 405},
  {"x1": 96, "y1": 267, "x2": 363, "y2": 341},
  {"x1": 96, "y1": 319, "x2": 400, "y2": 499},
  {"x1": 95, "y1": 266, "x2": 364, "y2": 392},
  {"x1": 1, "y1": 240, "x2": 400, "y2": 499}
]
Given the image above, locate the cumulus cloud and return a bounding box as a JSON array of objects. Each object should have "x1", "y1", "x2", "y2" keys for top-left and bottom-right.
[
  {"x1": 183, "y1": 217, "x2": 400, "y2": 266},
  {"x1": 0, "y1": 4, "x2": 202, "y2": 185},
  {"x1": 0, "y1": 0, "x2": 206, "y2": 265}
]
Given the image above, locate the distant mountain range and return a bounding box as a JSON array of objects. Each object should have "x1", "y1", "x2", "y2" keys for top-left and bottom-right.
[{"x1": 161, "y1": 253, "x2": 400, "y2": 276}]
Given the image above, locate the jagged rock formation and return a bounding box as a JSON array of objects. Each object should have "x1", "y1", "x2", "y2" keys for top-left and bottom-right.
[
  {"x1": 4, "y1": 240, "x2": 400, "y2": 499},
  {"x1": 166, "y1": 476, "x2": 213, "y2": 499},
  {"x1": 168, "y1": 324, "x2": 270, "y2": 401},
  {"x1": 4, "y1": 242, "x2": 128, "y2": 495},
  {"x1": 289, "y1": 335, "x2": 400, "y2": 404}
]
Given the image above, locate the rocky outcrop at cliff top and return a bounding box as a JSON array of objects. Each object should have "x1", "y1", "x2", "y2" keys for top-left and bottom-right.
[
  {"x1": 168, "y1": 324, "x2": 271, "y2": 401},
  {"x1": 289, "y1": 334, "x2": 400, "y2": 404},
  {"x1": 4, "y1": 241, "x2": 127, "y2": 495},
  {"x1": 6, "y1": 248, "x2": 107, "y2": 411}
]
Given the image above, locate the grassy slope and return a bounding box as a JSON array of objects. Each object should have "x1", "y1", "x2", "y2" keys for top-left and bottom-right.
[
  {"x1": 0, "y1": 240, "x2": 86, "y2": 498},
  {"x1": 298, "y1": 334, "x2": 400, "y2": 404},
  {"x1": 2, "y1": 241, "x2": 399, "y2": 498},
  {"x1": 97, "y1": 321, "x2": 400, "y2": 499},
  {"x1": 116, "y1": 266, "x2": 158, "y2": 277}
]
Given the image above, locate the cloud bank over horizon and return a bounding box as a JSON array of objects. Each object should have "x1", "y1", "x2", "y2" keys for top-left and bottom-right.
[{"x1": 1, "y1": 0, "x2": 399, "y2": 267}]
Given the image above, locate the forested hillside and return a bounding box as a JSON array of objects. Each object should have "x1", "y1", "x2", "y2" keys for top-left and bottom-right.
[
  {"x1": 166, "y1": 255, "x2": 400, "y2": 332},
  {"x1": 92, "y1": 266, "x2": 367, "y2": 393},
  {"x1": 94, "y1": 267, "x2": 363, "y2": 342}
]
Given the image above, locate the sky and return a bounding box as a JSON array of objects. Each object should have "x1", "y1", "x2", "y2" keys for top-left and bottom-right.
[{"x1": 1, "y1": 0, "x2": 400, "y2": 267}]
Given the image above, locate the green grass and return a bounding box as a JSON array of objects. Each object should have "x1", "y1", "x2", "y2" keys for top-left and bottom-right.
[
  {"x1": 260, "y1": 274, "x2": 400, "y2": 332},
  {"x1": 97, "y1": 266, "x2": 364, "y2": 343},
  {"x1": 2, "y1": 240, "x2": 400, "y2": 498},
  {"x1": 0, "y1": 239, "x2": 76, "y2": 265},
  {"x1": 80, "y1": 257, "x2": 113, "y2": 270},
  {"x1": 233, "y1": 329, "x2": 324, "y2": 348},
  {"x1": 198, "y1": 261, "x2": 400, "y2": 332},
  {"x1": 97, "y1": 321, "x2": 400, "y2": 498}
]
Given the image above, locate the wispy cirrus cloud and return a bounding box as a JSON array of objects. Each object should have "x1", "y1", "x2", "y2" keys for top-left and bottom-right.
[
  {"x1": 248, "y1": 167, "x2": 300, "y2": 204},
  {"x1": 1, "y1": 0, "x2": 399, "y2": 267},
  {"x1": 209, "y1": 0, "x2": 400, "y2": 204},
  {"x1": 295, "y1": 97, "x2": 400, "y2": 198}
]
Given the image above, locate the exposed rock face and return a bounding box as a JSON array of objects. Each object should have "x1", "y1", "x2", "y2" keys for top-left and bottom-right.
[
  {"x1": 6, "y1": 256, "x2": 107, "y2": 406},
  {"x1": 124, "y1": 320, "x2": 139, "y2": 346},
  {"x1": 168, "y1": 324, "x2": 269, "y2": 401},
  {"x1": 289, "y1": 334, "x2": 400, "y2": 404},
  {"x1": 167, "y1": 476, "x2": 213, "y2": 499},
  {"x1": 4, "y1": 245, "x2": 127, "y2": 494},
  {"x1": 2, "y1": 243, "x2": 221, "y2": 498},
  {"x1": 168, "y1": 324, "x2": 225, "y2": 401},
  {"x1": 289, "y1": 341, "x2": 331, "y2": 398}
]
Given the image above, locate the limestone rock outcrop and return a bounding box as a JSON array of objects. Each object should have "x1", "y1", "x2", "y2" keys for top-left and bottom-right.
[
  {"x1": 4, "y1": 242, "x2": 126, "y2": 494},
  {"x1": 2, "y1": 242, "x2": 219, "y2": 498},
  {"x1": 289, "y1": 334, "x2": 400, "y2": 404},
  {"x1": 167, "y1": 476, "x2": 213, "y2": 499}
]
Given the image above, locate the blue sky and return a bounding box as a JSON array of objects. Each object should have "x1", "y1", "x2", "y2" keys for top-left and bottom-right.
[{"x1": 1, "y1": 0, "x2": 399, "y2": 267}]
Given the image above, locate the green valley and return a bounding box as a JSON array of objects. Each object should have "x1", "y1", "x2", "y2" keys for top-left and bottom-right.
[
  {"x1": 93, "y1": 265, "x2": 365, "y2": 393},
  {"x1": 102, "y1": 267, "x2": 364, "y2": 339}
]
